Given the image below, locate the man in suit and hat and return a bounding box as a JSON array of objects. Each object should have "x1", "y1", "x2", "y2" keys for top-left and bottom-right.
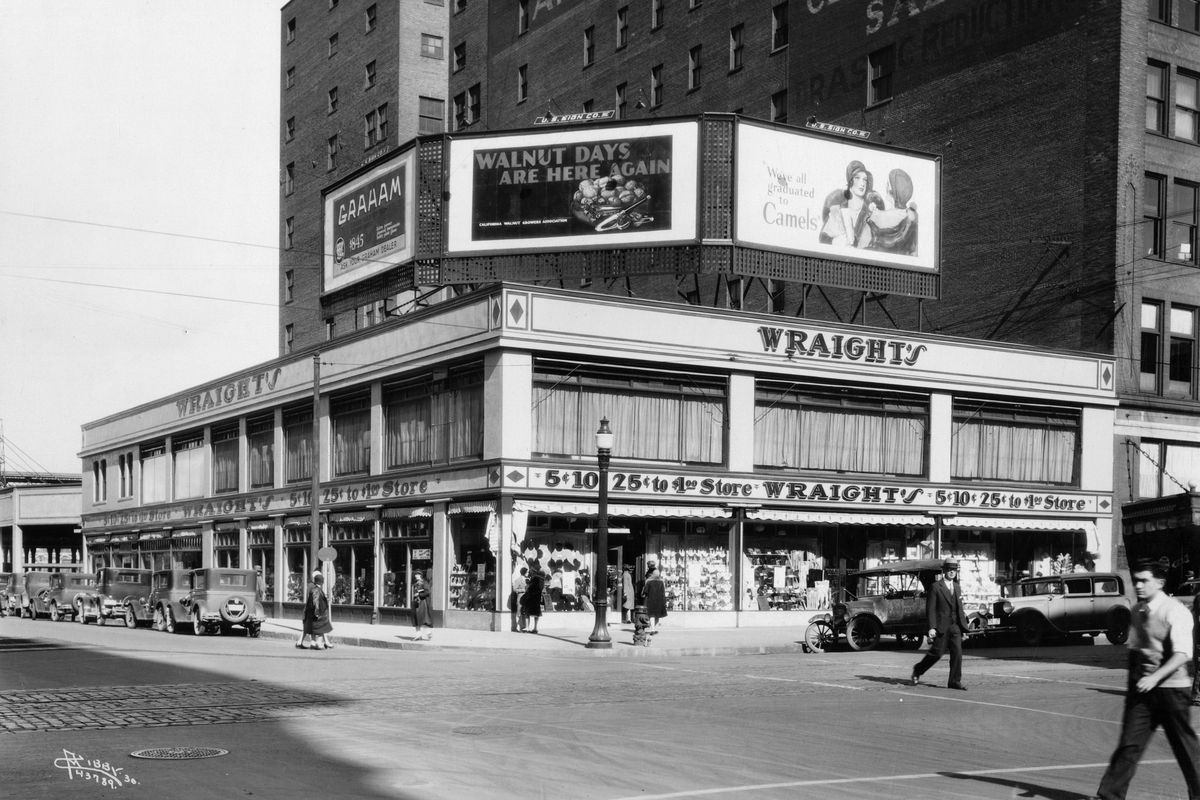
[{"x1": 911, "y1": 559, "x2": 970, "y2": 690}]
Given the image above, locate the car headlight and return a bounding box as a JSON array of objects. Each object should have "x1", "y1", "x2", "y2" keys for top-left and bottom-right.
[{"x1": 1000, "y1": 601, "x2": 1012, "y2": 616}]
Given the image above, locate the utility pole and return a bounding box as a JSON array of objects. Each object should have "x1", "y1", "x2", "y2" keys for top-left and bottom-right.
[{"x1": 310, "y1": 355, "x2": 321, "y2": 583}]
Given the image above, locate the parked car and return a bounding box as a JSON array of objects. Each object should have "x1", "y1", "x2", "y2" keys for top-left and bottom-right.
[
  {"x1": 41, "y1": 572, "x2": 98, "y2": 622},
  {"x1": 0, "y1": 573, "x2": 18, "y2": 616},
  {"x1": 135, "y1": 569, "x2": 193, "y2": 632},
  {"x1": 982, "y1": 572, "x2": 1133, "y2": 646},
  {"x1": 185, "y1": 568, "x2": 265, "y2": 637},
  {"x1": 1169, "y1": 580, "x2": 1200, "y2": 612},
  {"x1": 21, "y1": 571, "x2": 58, "y2": 618},
  {"x1": 78, "y1": 568, "x2": 153, "y2": 626},
  {"x1": 806, "y1": 559, "x2": 948, "y2": 652}
]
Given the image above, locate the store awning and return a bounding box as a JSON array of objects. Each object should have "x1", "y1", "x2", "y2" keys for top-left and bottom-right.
[
  {"x1": 944, "y1": 516, "x2": 1097, "y2": 535},
  {"x1": 450, "y1": 501, "x2": 496, "y2": 515},
  {"x1": 513, "y1": 500, "x2": 731, "y2": 519},
  {"x1": 382, "y1": 506, "x2": 433, "y2": 519},
  {"x1": 746, "y1": 509, "x2": 936, "y2": 526}
]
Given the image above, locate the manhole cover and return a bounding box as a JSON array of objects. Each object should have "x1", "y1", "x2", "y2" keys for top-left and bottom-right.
[{"x1": 130, "y1": 747, "x2": 229, "y2": 760}]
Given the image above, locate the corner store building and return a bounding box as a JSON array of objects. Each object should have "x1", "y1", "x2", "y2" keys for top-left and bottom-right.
[{"x1": 79, "y1": 284, "x2": 1117, "y2": 630}]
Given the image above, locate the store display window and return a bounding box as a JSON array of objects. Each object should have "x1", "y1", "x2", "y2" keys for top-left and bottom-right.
[
  {"x1": 214, "y1": 530, "x2": 239, "y2": 568},
  {"x1": 644, "y1": 521, "x2": 732, "y2": 611},
  {"x1": 284, "y1": 527, "x2": 311, "y2": 602},
  {"x1": 450, "y1": 515, "x2": 497, "y2": 611},
  {"x1": 250, "y1": 539, "x2": 275, "y2": 602},
  {"x1": 516, "y1": 527, "x2": 592, "y2": 612},
  {"x1": 328, "y1": 523, "x2": 374, "y2": 605},
  {"x1": 380, "y1": 517, "x2": 430, "y2": 607},
  {"x1": 743, "y1": 530, "x2": 823, "y2": 611}
]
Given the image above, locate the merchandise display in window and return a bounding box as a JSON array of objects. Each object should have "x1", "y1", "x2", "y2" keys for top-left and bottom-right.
[
  {"x1": 744, "y1": 548, "x2": 822, "y2": 610},
  {"x1": 652, "y1": 542, "x2": 733, "y2": 611}
]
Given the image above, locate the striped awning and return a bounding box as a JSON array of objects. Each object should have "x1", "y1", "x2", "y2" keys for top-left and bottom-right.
[
  {"x1": 382, "y1": 506, "x2": 433, "y2": 519},
  {"x1": 746, "y1": 509, "x2": 936, "y2": 526},
  {"x1": 944, "y1": 516, "x2": 1097, "y2": 536},
  {"x1": 513, "y1": 500, "x2": 731, "y2": 519}
]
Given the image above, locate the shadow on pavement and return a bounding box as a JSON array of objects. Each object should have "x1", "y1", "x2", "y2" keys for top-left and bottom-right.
[{"x1": 941, "y1": 770, "x2": 1095, "y2": 800}]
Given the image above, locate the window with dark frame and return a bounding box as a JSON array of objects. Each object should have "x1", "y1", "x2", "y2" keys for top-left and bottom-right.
[
  {"x1": 365, "y1": 60, "x2": 377, "y2": 88},
  {"x1": 1168, "y1": 305, "x2": 1197, "y2": 398},
  {"x1": 418, "y1": 96, "x2": 444, "y2": 134},
  {"x1": 868, "y1": 45, "x2": 896, "y2": 105},
  {"x1": 688, "y1": 45, "x2": 701, "y2": 90},
  {"x1": 1148, "y1": 61, "x2": 1168, "y2": 134},
  {"x1": 517, "y1": 64, "x2": 527, "y2": 102},
  {"x1": 1146, "y1": 173, "x2": 1166, "y2": 257},
  {"x1": 212, "y1": 425, "x2": 240, "y2": 494},
  {"x1": 616, "y1": 6, "x2": 628, "y2": 48},
  {"x1": 331, "y1": 392, "x2": 371, "y2": 477},
  {"x1": 1176, "y1": 69, "x2": 1199, "y2": 142},
  {"x1": 583, "y1": 26, "x2": 594, "y2": 66},
  {"x1": 364, "y1": 103, "x2": 389, "y2": 148},
  {"x1": 383, "y1": 363, "x2": 484, "y2": 468},
  {"x1": 283, "y1": 407, "x2": 313, "y2": 483},
  {"x1": 247, "y1": 415, "x2": 274, "y2": 489},
  {"x1": 328, "y1": 32, "x2": 338, "y2": 56},
  {"x1": 518, "y1": 0, "x2": 529, "y2": 34},
  {"x1": 285, "y1": 66, "x2": 295, "y2": 89},
  {"x1": 729, "y1": 24, "x2": 744, "y2": 71},
  {"x1": 616, "y1": 82, "x2": 627, "y2": 119},
  {"x1": 284, "y1": 324, "x2": 294, "y2": 354},
  {"x1": 286, "y1": 18, "x2": 295, "y2": 43},
  {"x1": 652, "y1": 0, "x2": 664, "y2": 29},
  {"x1": 285, "y1": 217, "x2": 294, "y2": 249},
  {"x1": 284, "y1": 269, "x2": 294, "y2": 302},
  {"x1": 650, "y1": 64, "x2": 663, "y2": 107},
  {"x1": 421, "y1": 33, "x2": 444, "y2": 59},
  {"x1": 770, "y1": 89, "x2": 787, "y2": 124},
  {"x1": 285, "y1": 116, "x2": 295, "y2": 141},
  {"x1": 771, "y1": 3, "x2": 788, "y2": 50},
  {"x1": 365, "y1": 3, "x2": 377, "y2": 33},
  {"x1": 284, "y1": 163, "x2": 294, "y2": 195},
  {"x1": 1171, "y1": 179, "x2": 1198, "y2": 263},
  {"x1": 467, "y1": 83, "x2": 480, "y2": 124},
  {"x1": 328, "y1": 86, "x2": 338, "y2": 114},
  {"x1": 327, "y1": 134, "x2": 339, "y2": 171},
  {"x1": 453, "y1": 41, "x2": 466, "y2": 71},
  {"x1": 1183, "y1": 0, "x2": 1200, "y2": 32},
  {"x1": 951, "y1": 399, "x2": 1080, "y2": 486},
  {"x1": 1149, "y1": 0, "x2": 1170, "y2": 24}
]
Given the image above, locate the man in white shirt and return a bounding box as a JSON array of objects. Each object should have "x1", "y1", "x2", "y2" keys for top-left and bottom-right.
[{"x1": 1096, "y1": 560, "x2": 1200, "y2": 800}]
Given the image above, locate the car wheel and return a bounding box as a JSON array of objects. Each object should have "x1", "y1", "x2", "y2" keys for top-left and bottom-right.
[
  {"x1": 125, "y1": 606, "x2": 137, "y2": 629},
  {"x1": 846, "y1": 616, "x2": 882, "y2": 651},
  {"x1": 164, "y1": 608, "x2": 178, "y2": 634},
  {"x1": 803, "y1": 619, "x2": 835, "y2": 653},
  {"x1": 248, "y1": 623, "x2": 261, "y2": 639},
  {"x1": 192, "y1": 609, "x2": 205, "y2": 636},
  {"x1": 1106, "y1": 608, "x2": 1131, "y2": 645},
  {"x1": 76, "y1": 600, "x2": 88, "y2": 624},
  {"x1": 1017, "y1": 616, "x2": 1044, "y2": 647},
  {"x1": 49, "y1": 602, "x2": 61, "y2": 622}
]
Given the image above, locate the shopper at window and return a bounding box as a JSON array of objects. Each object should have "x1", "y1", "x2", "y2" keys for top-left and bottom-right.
[
  {"x1": 521, "y1": 566, "x2": 544, "y2": 634},
  {"x1": 642, "y1": 564, "x2": 668, "y2": 633},
  {"x1": 622, "y1": 566, "x2": 635, "y2": 624},
  {"x1": 412, "y1": 572, "x2": 433, "y2": 640},
  {"x1": 510, "y1": 564, "x2": 528, "y2": 632}
]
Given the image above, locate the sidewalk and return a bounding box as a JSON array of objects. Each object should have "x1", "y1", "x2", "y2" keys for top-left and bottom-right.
[{"x1": 260, "y1": 617, "x2": 811, "y2": 657}]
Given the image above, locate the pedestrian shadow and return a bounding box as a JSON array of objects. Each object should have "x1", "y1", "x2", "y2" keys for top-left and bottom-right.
[
  {"x1": 855, "y1": 674, "x2": 919, "y2": 687},
  {"x1": 1086, "y1": 687, "x2": 1126, "y2": 697},
  {"x1": 939, "y1": 771, "x2": 1092, "y2": 799}
]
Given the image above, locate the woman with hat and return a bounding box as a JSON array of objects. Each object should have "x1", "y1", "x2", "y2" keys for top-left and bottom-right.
[{"x1": 299, "y1": 569, "x2": 334, "y2": 650}]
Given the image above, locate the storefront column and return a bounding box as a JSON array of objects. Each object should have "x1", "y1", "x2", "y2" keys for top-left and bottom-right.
[
  {"x1": 499, "y1": 496, "x2": 516, "y2": 623},
  {"x1": 12, "y1": 522, "x2": 23, "y2": 575},
  {"x1": 237, "y1": 521, "x2": 249, "y2": 569},
  {"x1": 431, "y1": 501, "x2": 449, "y2": 618},
  {"x1": 200, "y1": 522, "x2": 214, "y2": 569},
  {"x1": 727, "y1": 373, "x2": 756, "y2": 473},
  {"x1": 271, "y1": 515, "x2": 285, "y2": 618},
  {"x1": 371, "y1": 507, "x2": 382, "y2": 622}
]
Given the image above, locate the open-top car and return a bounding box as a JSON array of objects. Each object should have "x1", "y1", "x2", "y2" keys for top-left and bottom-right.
[
  {"x1": 41, "y1": 572, "x2": 97, "y2": 622},
  {"x1": 78, "y1": 568, "x2": 153, "y2": 626},
  {"x1": 805, "y1": 559, "x2": 948, "y2": 652},
  {"x1": 981, "y1": 572, "x2": 1133, "y2": 646},
  {"x1": 20, "y1": 571, "x2": 56, "y2": 618}
]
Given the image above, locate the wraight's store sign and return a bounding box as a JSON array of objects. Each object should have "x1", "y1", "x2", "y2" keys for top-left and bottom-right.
[
  {"x1": 522, "y1": 466, "x2": 1103, "y2": 515},
  {"x1": 757, "y1": 325, "x2": 927, "y2": 366},
  {"x1": 175, "y1": 369, "x2": 283, "y2": 419}
]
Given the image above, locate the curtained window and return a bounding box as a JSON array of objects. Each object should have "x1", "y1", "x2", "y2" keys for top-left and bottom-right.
[
  {"x1": 533, "y1": 360, "x2": 725, "y2": 464},
  {"x1": 384, "y1": 362, "x2": 484, "y2": 468},
  {"x1": 212, "y1": 424, "x2": 239, "y2": 494},
  {"x1": 141, "y1": 442, "x2": 169, "y2": 504},
  {"x1": 754, "y1": 381, "x2": 927, "y2": 476},
  {"x1": 951, "y1": 400, "x2": 1078, "y2": 485},
  {"x1": 173, "y1": 432, "x2": 206, "y2": 499},
  {"x1": 247, "y1": 415, "x2": 275, "y2": 488},
  {"x1": 332, "y1": 392, "x2": 371, "y2": 476},
  {"x1": 284, "y1": 407, "x2": 313, "y2": 483}
]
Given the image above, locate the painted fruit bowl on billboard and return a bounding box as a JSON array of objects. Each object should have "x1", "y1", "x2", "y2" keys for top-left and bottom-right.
[{"x1": 570, "y1": 169, "x2": 653, "y2": 232}]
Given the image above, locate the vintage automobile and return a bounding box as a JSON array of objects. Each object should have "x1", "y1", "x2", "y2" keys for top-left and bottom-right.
[
  {"x1": 77, "y1": 568, "x2": 153, "y2": 626},
  {"x1": 144, "y1": 568, "x2": 264, "y2": 636},
  {"x1": 982, "y1": 572, "x2": 1133, "y2": 646},
  {"x1": 804, "y1": 559, "x2": 950, "y2": 652},
  {"x1": 127, "y1": 569, "x2": 193, "y2": 632},
  {"x1": 0, "y1": 573, "x2": 18, "y2": 616},
  {"x1": 19, "y1": 571, "x2": 56, "y2": 618},
  {"x1": 40, "y1": 572, "x2": 98, "y2": 622}
]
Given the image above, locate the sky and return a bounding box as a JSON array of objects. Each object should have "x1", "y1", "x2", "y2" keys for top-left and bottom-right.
[{"x1": 0, "y1": 1, "x2": 283, "y2": 474}]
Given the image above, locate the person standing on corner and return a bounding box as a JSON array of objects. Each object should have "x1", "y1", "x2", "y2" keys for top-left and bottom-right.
[
  {"x1": 522, "y1": 566, "x2": 544, "y2": 634},
  {"x1": 1095, "y1": 559, "x2": 1200, "y2": 800},
  {"x1": 911, "y1": 560, "x2": 968, "y2": 690},
  {"x1": 510, "y1": 564, "x2": 528, "y2": 632},
  {"x1": 412, "y1": 572, "x2": 433, "y2": 640},
  {"x1": 642, "y1": 565, "x2": 668, "y2": 633},
  {"x1": 622, "y1": 565, "x2": 635, "y2": 624},
  {"x1": 301, "y1": 570, "x2": 334, "y2": 650}
]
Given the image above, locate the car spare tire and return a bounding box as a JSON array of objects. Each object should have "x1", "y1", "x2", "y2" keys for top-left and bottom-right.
[{"x1": 220, "y1": 596, "x2": 249, "y2": 624}]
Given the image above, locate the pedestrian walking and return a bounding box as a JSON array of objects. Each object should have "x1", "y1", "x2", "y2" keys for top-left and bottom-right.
[
  {"x1": 412, "y1": 572, "x2": 433, "y2": 640},
  {"x1": 299, "y1": 570, "x2": 333, "y2": 650},
  {"x1": 1095, "y1": 559, "x2": 1200, "y2": 800},
  {"x1": 622, "y1": 565, "x2": 635, "y2": 624},
  {"x1": 521, "y1": 567, "x2": 544, "y2": 634},
  {"x1": 510, "y1": 564, "x2": 529, "y2": 632},
  {"x1": 642, "y1": 565, "x2": 668, "y2": 632},
  {"x1": 911, "y1": 560, "x2": 968, "y2": 690}
]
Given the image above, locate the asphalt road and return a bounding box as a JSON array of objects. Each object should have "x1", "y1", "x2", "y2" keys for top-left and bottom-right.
[{"x1": 2, "y1": 616, "x2": 1194, "y2": 800}]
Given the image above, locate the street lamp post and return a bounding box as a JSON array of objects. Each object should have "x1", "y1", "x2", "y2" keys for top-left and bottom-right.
[{"x1": 587, "y1": 418, "x2": 614, "y2": 649}]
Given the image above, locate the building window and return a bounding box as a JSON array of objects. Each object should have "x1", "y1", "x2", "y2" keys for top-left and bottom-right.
[
  {"x1": 951, "y1": 400, "x2": 1079, "y2": 486},
  {"x1": 582, "y1": 98, "x2": 593, "y2": 112},
  {"x1": 1149, "y1": 0, "x2": 1170, "y2": 24},
  {"x1": 384, "y1": 363, "x2": 484, "y2": 467},
  {"x1": 327, "y1": 134, "x2": 339, "y2": 171},
  {"x1": 534, "y1": 360, "x2": 725, "y2": 464},
  {"x1": 1148, "y1": 61, "x2": 1168, "y2": 134},
  {"x1": 285, "y1": 67, "x2": 295, "y2": 89},
  {"x1": 140, "y1": 442, "x2": 169, "y2": 504},
  {"x1": 284, "y1": 163, "x2": 294, "y2": 195},
  {"x1": 284, "y1": 323, "x2": 294, "y2": 354},
  {"x1": 650, "y1": 64, "x2": 663, "y2": 107},
  {"x1": 688, "y1": 45, "x2": 701, "y2": 90},
  {"x1": 1176, "y1": 69, "x2": 1200, "y2": 142},
  {"x1": 93, "y1": 460, "x2": 107, "y2": 503},
  {"x1": 467, "y1": 83, "x2": 480, "y2": 125},
  {"x1": 283, "y1": 407, "x2": 313, "y2": 483},
  {"x1": 212, "y1": 424, "x2": 239, "y2": 494},
  {"x1": 328, "y1": 32, "x2": 338, "y2": 57},
  {"x1": 286, "y1": 18, "x2": 295, "y2": 43},
  {"x1": 364, "y1": 103, "x2": 389, "y2": 148},
  {"x1": 421, "y1": 33, "x2": 444, "y2": 59},
  {"x1": 690, "y1": 0, "x2": 701, "y2": 8},
  {"x1": 1141, "y1": 300, "x2": 1163, "y2": 393},
  {"x1": 583, "y1": 26, "x2": 594, "y2": 67},
  {"x1": 358, "y1": 299, "x2": 384, "y2": 329},
  {"x1": 771, "y1": 3, "x2": 788, "y2": 50},
  {"x1": 755, "y1": 382, "x2": 927, "y2": 476},
  {"x1": 247, "y1": 415, "x2": 274, "y2": 488},
  {"x1": 325, "y1": 317, "x2": 336, "y2": 340},
  {"x1": 517, "y1": 64, "x2": 527, "y2": 103},
  {"x1": 285, "y1": 217, "x2": 294, "y2": 249},
  {"x1": 173, "y1": 432, "x2": 205, "y2": 500},
  {"x1": 1137, "y1": 440, "x2": 1200, "y2": 499},
  {"x1": 328, "y1": 86, "x2": 338, "y2": 114},
  {"x1": 453, "y1": 41, "x2": 466, "y2": 71},
  {"x1": 118, "y1": 453, "x2": 132, "y2": 498},
  {"x1": 364, "y1": 60, "x2": 377, "y2": 89},
  {"x1": 1144, "y1": 301, "x2": 1200, "y2": 399},
  {"x1": 1183, "y1": 0, "x2": 1200, "y2": 32},
  {"x1": 330, "y1": 0, "x2": 338, "y2": 8},
  {"x1": 284, "y1": 269, "x2": 295, "y2": 303},
  {"x1": 518, "y1": 0, "x2": 529, "y2": 34},
  {"x1": 453, "y1": 93, "x2": 466, "y2": 129},
  {"x1": 652, "y1": 0, "x2": 664, "y2": 29},
  {"x1": 331, "y1": 392, "x2": 371, "y2": 476},
  {"x1": 615, "y1": 82, "x2": 627, "y2": 119},
  {"x1": 1146, "y1": 173, "x2": 1166, "y2": 257},
  {"x1": 1171, "y1": 180, "x2": 1198, "y2": 263},
  {"x1": 418, "y1": 96, "x2": 444, "y2": 134},
  {"x1": 454, "y1": 0, "x2": 466, "y2": 12},
  {"x1": 770, "y1": 89, "x2": 787, "y2": 124},
  {"x1": 616, "y1": 6, "x2": 628, "y2": 49},
  {"x1": 365, "y1": 3, "x2": 377, "y2": 33},
  {"x1": 1169, "y1": 306, "x2": 1197, "y2": 398},
  {"x1": 729, "y1": 24, "x2": 744, "y2": 72},
  {"x1": 868, "y1": 45, "x2": 895, "y2": 105},
  {"x1": 285, "y1": 117, "x2": 295, "y2": 142}
]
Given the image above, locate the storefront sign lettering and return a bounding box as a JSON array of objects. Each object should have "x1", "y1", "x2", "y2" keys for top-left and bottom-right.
[
  {"x1": 757, "y1": 326, "x2": 927, "y2": 366},
  {"x1": 175, "y1": 368, "x2": 282, "y2": 419}
]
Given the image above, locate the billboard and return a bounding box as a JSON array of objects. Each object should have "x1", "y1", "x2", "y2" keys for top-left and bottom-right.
[
  {"x1": 446, "y1": 121, "x2": 699, "y2": 255},
  {"x1": 323, "y1": 149, "x2": 417, "y2": 293},
  {"x1": 735, "y1": 121, "x2": 940, "y2": 273}
]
